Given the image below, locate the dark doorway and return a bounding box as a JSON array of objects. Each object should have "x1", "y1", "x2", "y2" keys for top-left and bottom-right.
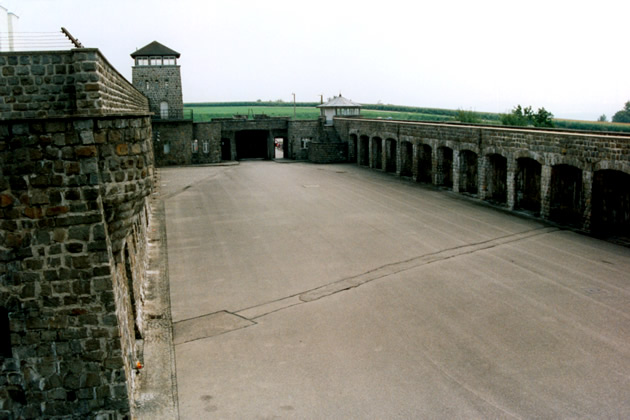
[
  {"x1": 236, "y1": 130, "x2": 269, "y2": 160},
  {"x1": 372, "y1": 137, "x2": 383, "y2": 169},
  {"x1": 417, "y1": 144, "x2": 432, "y2": 183},
  {"x1": 385, "y1": 138, "x2": 397, "y2": 173},
  {"x1": 459, "y1": 150, "x2": 478, "y2": 194},
  {"x1": 359, "y1": 135, "x2": 369, "y2": 166},
  {"x1": 516, "y1": 158, "x2": 541, "y2": 213},
  {"x1": 400, "y1": 142, "x2": 413, "y2": 177},
  {"x1": 591, "y1": 170, "x2": 630, "y2": 237},
  {"x1": 221, "y1": 138, "x2": 231, "y2": 161},
  {"x1": 485, "y1": 154, "x2": 507, "y2": 205},
  {"x1": 549, "y1": 164, "x2": 583, "y2": 227},
  {"x1": 437, "y1": 147, "x2": 453, "y2": 188}
]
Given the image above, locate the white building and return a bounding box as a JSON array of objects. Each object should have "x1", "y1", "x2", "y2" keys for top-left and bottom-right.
[{"x1": 317, "y1": 94, "x2": 361, "y2": 125}]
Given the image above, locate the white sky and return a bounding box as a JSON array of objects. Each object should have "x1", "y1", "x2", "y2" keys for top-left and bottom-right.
[{"x1": 2, "y1": 0, "x2": 629, "y2": 120}]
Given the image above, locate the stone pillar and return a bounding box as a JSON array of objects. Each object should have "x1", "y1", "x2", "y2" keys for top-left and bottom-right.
[
  {"x1": 540, "y1": 164, "x2": 552, "y2": 219},
  {"x1": 478, "y1": 154, "x2": 488, "y2": 200},
  {"x1": 582, "y1": 169, "x2": 593, "y2": 232},
  {"x1": 369, "y1": 137, "x2": 374, "y2": 168},
  {"x1": 432, "y1": 149, "x2": 440, "y2": 186},
  {"x1": 506, "y1": 157, "x2": 517, "y2": 210},
  {"x1": 381, "y1": 138, "x2": 387, "y2": 171},
  {"x1": 452, "y1": 149, "x2": 460, "y2": 193}
]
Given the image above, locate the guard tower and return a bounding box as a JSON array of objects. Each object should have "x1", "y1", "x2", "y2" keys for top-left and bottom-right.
[
  {"x1": 317, "y1": 94, "x2": 361, "y2": 125},
  {"x1": 131, "y1": 41, "x2": 184, "y2": 119}
]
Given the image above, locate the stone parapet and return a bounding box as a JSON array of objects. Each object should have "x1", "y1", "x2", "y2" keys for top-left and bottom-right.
[
  {"x1": 0, "y1": 115, "x2": 153, "y2": 419},
  {"x1": 0, "y1": 49, "x2": 150, "y2": 120}
]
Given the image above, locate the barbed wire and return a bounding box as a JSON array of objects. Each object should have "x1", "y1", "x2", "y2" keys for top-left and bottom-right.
[{"x1": 0, "y1": 31, "x2": 77, "y2": 51}]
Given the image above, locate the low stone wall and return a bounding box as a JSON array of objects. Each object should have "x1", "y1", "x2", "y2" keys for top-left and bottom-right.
[
  {"x1": 0, "y1": 49, "x2": 149, "y2": 120},
  {"x1": 308, "y1": 142, "x2": 347, "y2": 163},
  {"x1": 334, "y1": 118, "x2": 630, "y2": 234}
]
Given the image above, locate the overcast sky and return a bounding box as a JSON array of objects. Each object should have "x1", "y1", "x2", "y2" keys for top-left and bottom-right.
[{"x1": 2, "y1": 0, "x2": 629, "y2": 120}]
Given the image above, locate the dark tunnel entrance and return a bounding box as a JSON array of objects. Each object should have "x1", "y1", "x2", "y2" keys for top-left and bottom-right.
[{"x1": 236, "y1": 130, "x2": 270, "y2": 160}]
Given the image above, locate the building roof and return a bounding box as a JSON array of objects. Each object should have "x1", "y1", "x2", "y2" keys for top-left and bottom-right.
[
  {"x1": 131, "y1": 41, "x2": 181, "y2": 58},
  {"x1": 317, "y1": 95, "x2": 361, "y2": 108}
]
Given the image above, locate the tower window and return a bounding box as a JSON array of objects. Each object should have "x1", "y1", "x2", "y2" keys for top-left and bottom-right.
[
  {"x1": 145, "y1": 80, "x2": 149, "y2": 90},
  {"x1": 203, "y1": 141, "x2": 209, "y2": 154},
  {"x1": 136, "y1": 57, "x2": 149, "y2": 66},
  {"x1": 163, "y1": 56, "x2": 176, "y2": 66},
  {"x1": 150, "y1": 56, "x2": 162, "y2": 66}
]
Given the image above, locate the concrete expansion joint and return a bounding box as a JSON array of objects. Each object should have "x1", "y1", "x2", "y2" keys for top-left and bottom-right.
[{"x1": 220, "y1": 226, "x2": 561, "y2": 326}]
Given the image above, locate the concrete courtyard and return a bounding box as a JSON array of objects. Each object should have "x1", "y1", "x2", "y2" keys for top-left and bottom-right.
[{"x1": 160, "y1": 161, "x2": 630, "y2": 419}]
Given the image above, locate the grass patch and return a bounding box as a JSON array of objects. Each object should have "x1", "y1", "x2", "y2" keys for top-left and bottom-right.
[{"x1": 185, "y1": 102, "x2": 630, "y2": 133}]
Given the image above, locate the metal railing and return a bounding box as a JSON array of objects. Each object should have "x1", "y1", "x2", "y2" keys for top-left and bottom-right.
[{"x1": 151, "y1": 108, "x2": 193, "y2": 121}]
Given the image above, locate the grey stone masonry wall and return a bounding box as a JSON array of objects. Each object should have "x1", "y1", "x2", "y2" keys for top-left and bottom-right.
[
  {"x1": 0, "y1": 115, "x2": 154, "y2": 419},
  {"x1": 334, "y1": 118, "x2": 630, "y2": 234},
  {"x1": 0, "y1": 49, "x2": 149, "y2": 120},
  {"x1": 132, "y1": 65, "x2": 183, "y2": 119},
  {"x1": 0, "y1": 49, "x2": 153, "y2": 419}
]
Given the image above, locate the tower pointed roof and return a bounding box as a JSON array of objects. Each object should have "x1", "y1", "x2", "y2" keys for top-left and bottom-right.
[{"x1": 131, "y1": 41, "x2": 180, "y2": 58}]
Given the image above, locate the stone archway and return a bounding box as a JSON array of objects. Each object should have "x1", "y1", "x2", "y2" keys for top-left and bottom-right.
[
  {"x1": 417, "y1": 144, "x2": 432, "y2": 183},
  {"x1": 437, "y1": 146, "x2": 453, "y2": 188},
  {"x1": 516, "y1": 158, "x2": 541, "y2": 213},
  {"x1": 549, "y1": 164, "x2": 583, "y2": 226},
  {"x1": 485, "y1": 154, "x2": 507, "y2": 204},
  {"x1": 459, "y1": 150, "x2": 478, "y2": 194},
  {"x1": 591, "y1": 169, "x2": 630, "y2": 236}
]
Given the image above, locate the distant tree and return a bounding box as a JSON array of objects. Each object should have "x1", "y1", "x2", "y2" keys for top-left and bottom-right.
[
  {"x1": 455, "y1": 109, "x2": 480, "y2": 123},
  {"x1": 598, "y1": 114, "x2": 607, "y2": 122},
  {"x1": 500, "y1": 105, "x2": 554, "y2": 128},
  {"x1": 612, "y1": 101, "x2": 630, "y2": 123}
]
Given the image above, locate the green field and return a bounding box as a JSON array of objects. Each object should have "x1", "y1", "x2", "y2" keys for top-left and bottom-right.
[{"x1": 185, "y1": 102, "x2": 630, "y2": 133}]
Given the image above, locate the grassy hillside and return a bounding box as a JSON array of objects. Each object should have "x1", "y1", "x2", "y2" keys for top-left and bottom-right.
[{"x1": 185, "y1": 102, "x2": 630, "y2": 133}]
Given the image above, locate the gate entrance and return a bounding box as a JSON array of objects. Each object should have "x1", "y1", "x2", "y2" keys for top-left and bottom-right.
[{"x1": 235, "y1": 130, "x2": 271, "y2": 160}]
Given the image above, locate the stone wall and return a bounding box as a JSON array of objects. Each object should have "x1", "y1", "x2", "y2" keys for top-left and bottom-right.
[
  {"x1": 334, "y1": 118, "x2": 630, "y2": 234},
  {"x1": 192, "y1": 123, "x2": 222, "y2": 164},
  {"x1": 152, "y1": 120, "x2": 194, "y2": 167},
  {"x1": 131, "y1": 65, "x2": 183, "y2": 120},
  {"x1": 287, "y1": 120, "x2": 320, "y2": 160},
  {"x1": 308, "y1": 142, "x2": 347, "y2": 163},
  {"x1": 0, "y1": 49, "x2": 153, "y2": 419},
  {"x1": 0, "y1": 49, "x2": 148, "y2": 120}
]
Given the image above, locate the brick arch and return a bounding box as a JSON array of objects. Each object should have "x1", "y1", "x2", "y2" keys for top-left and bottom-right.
[
  {"x1": 593, "y1": 160, "x2": 630, "y2": 176},
  {"x1": 513, "y1": 150, "x2": 544, "y2": 165}
]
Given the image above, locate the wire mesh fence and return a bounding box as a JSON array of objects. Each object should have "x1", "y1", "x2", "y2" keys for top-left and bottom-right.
[{"x1": 0, "y1": 31, "x2": 77, "y2": 52}]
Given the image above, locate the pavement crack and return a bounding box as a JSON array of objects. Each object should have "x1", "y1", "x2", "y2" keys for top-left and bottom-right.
[
  {"x1": 235, "y1": 227, "x2": 558, "y2": 319},
  {"x1": 298, "y1": 226, "x2": 558, "y2": 303}
]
